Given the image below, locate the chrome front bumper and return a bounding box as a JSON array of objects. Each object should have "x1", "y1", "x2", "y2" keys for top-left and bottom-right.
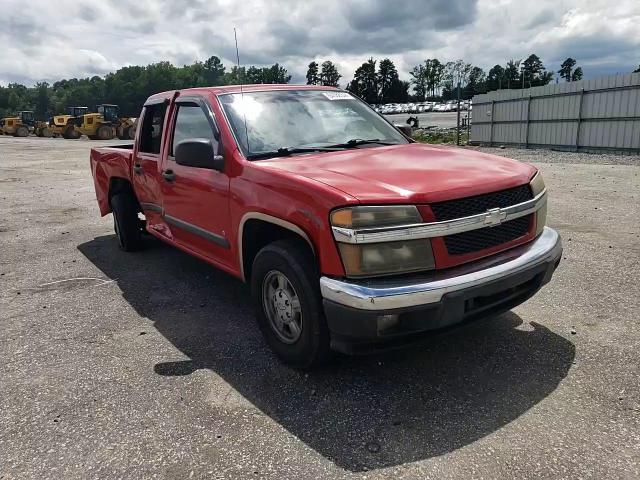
[{"x1": 320, "y1": 227, "x2": 562, "y2": 311}]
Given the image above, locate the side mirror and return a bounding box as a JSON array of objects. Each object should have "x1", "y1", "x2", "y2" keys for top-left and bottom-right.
[
  {"x1": 394, "y1": 124, "x2": 413, "y2": 138},
  {"x1": 175, "y1": 139, "x2": 224, "y2": 171}
]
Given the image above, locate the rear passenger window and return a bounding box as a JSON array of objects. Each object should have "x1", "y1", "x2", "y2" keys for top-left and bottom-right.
[
  {"x1": 139, "y1": 103, "x2": 167, "y2": 154},
  {"x1": 171, "y1": 104, "x2": 217, "y2": 156}
]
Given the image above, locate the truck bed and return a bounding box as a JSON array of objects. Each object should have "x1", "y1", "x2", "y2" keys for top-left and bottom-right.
[{"x1": 90, "y1": 146, "x2": 134, "y2": 216}]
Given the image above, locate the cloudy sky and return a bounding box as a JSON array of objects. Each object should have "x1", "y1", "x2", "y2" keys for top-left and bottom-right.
[{"x1": 1, "y1": 0, "x2": 638, "y2": 86}]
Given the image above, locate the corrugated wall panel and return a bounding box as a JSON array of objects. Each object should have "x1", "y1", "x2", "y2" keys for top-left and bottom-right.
[
  {"x1": 529, "y1": 122, "x2": 578, "y2": 146},
  {"x1": 470, "y1": 73, "x2": 640, "y2": 152},
  {"x1": 470, "y1": 123, "x2": 491, "y2": 143}
]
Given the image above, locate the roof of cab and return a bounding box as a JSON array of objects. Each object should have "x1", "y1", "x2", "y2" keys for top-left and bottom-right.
[{"x1": 144, "y1": 84, "x2": 340, "y2": 104}]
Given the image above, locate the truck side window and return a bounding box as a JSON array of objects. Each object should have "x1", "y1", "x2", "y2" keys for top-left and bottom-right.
[
  {"x1": 171, "y1": 105, "x2": 217, "y2": 157},
  {"x1": 139, "y1": 103, "x2": 167, "y2": 155}
]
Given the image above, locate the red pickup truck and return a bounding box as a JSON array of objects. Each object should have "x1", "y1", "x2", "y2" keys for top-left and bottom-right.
[{"x1": 90, "y1": 85, "x2": 562, "y2": 367}]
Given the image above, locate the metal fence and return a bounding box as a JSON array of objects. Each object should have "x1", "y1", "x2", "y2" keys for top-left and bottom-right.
[{"x1": 469, "y1": 72, "x2": 640, "y2": 154}]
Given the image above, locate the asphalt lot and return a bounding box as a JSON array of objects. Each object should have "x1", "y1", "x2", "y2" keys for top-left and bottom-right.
[{"x1": 1, "y1": 136, "x2": 639, "y2": 479}]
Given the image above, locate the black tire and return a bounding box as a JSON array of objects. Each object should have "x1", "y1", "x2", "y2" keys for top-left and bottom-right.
[
  {"x1": 111, "y1": 193, "x2": 142, "y2": 251},
  {"x1": 41, "y1": 127, "x2": 53, "y2": 138},
  {"x1": 127, "y1": 125, "x2": 136, "y2": 139},
  {"x1": 63, "y1": 127, "x2": 80, "y2": 139},
  {"x1": 97, "y1": 124, "x2": 113, "y2": 140},
  {"x1": 14, "y1": 125, "x2": 29, "y2": 137},
  {"x1": 251, "y1": 239, "x2": 330, "y2": 368}
]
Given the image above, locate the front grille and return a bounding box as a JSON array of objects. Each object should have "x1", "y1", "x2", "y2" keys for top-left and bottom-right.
[
  {"x1": 444, "y1": 215, "x2": 531, "y2": 255},
  {"x1": 431, "y1": 184, "x2": 533, "y2": 221}
]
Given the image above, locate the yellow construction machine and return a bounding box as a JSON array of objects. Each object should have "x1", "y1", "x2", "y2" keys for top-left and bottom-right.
[
  {"x1": 70, "y1": 104, "x2": 136, "y2": 140},
  {"x1": 0, "y1": 111, "x2": 36, "y2": 137},
  {"x1": 34, "y1": 120, "x2": 53, "y2": 137},
  {"x1": 36, "y1": 106, "x2": 89, "y2": 139}
]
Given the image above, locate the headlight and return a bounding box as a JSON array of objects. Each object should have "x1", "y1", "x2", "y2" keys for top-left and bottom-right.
[
  {"x1": 530, "y1": 171, "x2": 545, "y2": 196},
  {"x1": 530, "y1": 172, "x2": 546, "y2": 236},
  {"x1": 331, "y1": 205, "x2": 422, "y2": 229},
  {"x1": 331, "y1": 206, "x2": 434, "y2": 277}
]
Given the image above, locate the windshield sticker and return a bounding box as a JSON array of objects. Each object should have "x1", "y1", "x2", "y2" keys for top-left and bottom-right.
[{"x1": 322, "y1": 91, "x2": 353, "y2": 101}]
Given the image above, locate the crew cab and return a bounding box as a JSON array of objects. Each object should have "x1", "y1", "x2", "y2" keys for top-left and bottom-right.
[{"x1": 90, "y1": 85, "x2": 562, "y2": 368}]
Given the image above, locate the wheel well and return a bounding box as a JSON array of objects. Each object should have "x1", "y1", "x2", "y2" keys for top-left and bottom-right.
[
  {"x1": 241, "y1": 219, "x2": 314, "y2": 282},
  {"x1": 108, "y1": 177, "x2": 138, "y2": 209}
]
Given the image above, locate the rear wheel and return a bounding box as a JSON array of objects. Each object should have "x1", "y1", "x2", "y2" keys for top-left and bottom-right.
[
  {"x1": 96, "y1": 124, "x2": 113, "y2": 140},
  {"x1": 111, "y1": 193, "x2": 143, "y2": 251},
  {"x1": 14, "y1": 125, "x2": 29, "y2": 137},
  {"x1": 127, "y1": 125, "x2": 135, "y2": 139},
  {"x1": 251, "y1": 239, "x2": 330, "y2": 368},
  {"x1": 41, "y1": 127, "x2": 52, "y2": 138}
]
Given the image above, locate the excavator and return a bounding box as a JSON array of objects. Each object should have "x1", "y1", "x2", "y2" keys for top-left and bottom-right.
[{"x1": 0, "y1": 111, "x2": 36, "y2": 137}]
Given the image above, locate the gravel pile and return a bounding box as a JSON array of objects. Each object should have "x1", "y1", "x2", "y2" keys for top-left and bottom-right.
[{"x1": 467, "y1": 146, "x2": 639, "y2": 166}]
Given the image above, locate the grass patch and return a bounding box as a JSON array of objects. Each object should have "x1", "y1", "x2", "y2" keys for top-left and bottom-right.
[{"x1": 413, "y1": 129, "x2": 469, "y2": 145}]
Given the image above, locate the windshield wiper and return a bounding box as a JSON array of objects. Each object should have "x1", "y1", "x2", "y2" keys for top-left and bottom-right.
[
  {"x1": 246, "y1": 146, "x2": 339, "y2": 160},
  {"x1": 323, "y1": 138, "x2": 399, "y2": 149}
]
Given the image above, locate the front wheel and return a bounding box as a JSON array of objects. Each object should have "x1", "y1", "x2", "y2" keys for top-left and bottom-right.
[
  {"x1": 251, "y1": 239, "x2": 330, "y2": 368},
  {"x1": 14, "y1": 125, "x2": 29, "y2": 137},
  {"x1": 63, "y1": 127, "x2": 80, "y2": 139},
  {"x1": 96, "y1": 125, "x2": 113, "y2": 140}
]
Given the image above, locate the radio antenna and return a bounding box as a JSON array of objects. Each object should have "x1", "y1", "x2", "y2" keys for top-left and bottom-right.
[{"x1": 234, "y1": 28, "x2": 250, "y2": 154}]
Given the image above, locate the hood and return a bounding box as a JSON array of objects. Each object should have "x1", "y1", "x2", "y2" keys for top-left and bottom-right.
[{"x1": 256, "y1": 143, "x2": 537, "y2": 204}]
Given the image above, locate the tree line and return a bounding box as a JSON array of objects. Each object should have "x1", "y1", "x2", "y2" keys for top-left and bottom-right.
[
  {"x1": 2, "y1": 53, "x2": 638, "y2": 119},
  {"x1": 317, "y1": 54, "x2": 637, "y2": 104},
  {"x1": 0, "y1": 56, "x2": 291, "y2": 119}
]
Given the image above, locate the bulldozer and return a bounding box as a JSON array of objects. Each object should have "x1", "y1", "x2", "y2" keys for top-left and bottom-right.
[
  {"x1": 0, "y1": 111, "x2": 36, "y2": 137},
  {"x1": 69, "y1": 104, "x2": 136, "y2": 140}
]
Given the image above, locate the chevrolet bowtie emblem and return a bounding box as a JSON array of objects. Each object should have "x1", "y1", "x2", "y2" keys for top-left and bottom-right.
[{"x1": 484, "y1": 207, "x2": 507, "y2": 226}]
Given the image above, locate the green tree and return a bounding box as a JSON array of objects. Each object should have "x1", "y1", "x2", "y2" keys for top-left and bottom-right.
[
  {"x1": 571, "y1": 67, "x2": 583, "y2": 82},
  {"x1": 306, "y1": 61, "x2": 319, "y2": 85},
  {"x1": 464, "y1": 66, "x2": 486, "y2": 98},
  {"x1": 347, "y1": 58, "x2": 378, "y2": 103},
  {"x1": 486, "y1": 64, "x2": 505, "y2": 91},
  {"x1": 441, "y1": 60, "x2": 472, "y2": 100},
  {"x1": 377, "y1": 58, "x2": 399, "y2": 103},
  {"x1": 263, "y1": 63, "x2": 291, "y2": 84},
  {"x1": 319, "y1": 61, "x2": 341, "y2": 87},
  {"x1": 634, "y1": 65, "x2": 640, "y2": 73},
  {"x1": 202, "y1": 56, "x2": 226, "y2": 85},
  {"x1": 387, "y1": 80, "x2": 410, "y2": 103},
  {"x1": 504, "y1": 60, "x2": 521, "y2": 89},
  {"x1": 34, "y1": 82, "x2": 50, "y2": 118},
  {"x1": 559, "y1": 58, "x2": 577, "y2": 82},
  {"x1": 410, "y1": 64, "x2": 427, "y2": 101},
  {"x1": 224, "y1": 66, "x2": 247, "y2": 85},
  {"x1": 425, "y1": 59, "x2": 444, "y2": 98},
  {"x1": 521, "y1": 54, "x2": 554, "y2": 87}
]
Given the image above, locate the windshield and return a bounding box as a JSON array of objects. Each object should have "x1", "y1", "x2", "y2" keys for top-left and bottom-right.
[{"x1": 218, "y1": 89, "x2": 408, "y2": 158}]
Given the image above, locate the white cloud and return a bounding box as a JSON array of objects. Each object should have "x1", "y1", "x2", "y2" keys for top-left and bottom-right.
[{"x1": 0, "y1": 0, "x2": 638, "y2": 86}]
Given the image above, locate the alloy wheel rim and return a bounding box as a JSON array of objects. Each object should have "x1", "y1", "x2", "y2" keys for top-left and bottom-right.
[{"x1": 262, "y1": 270, "x2": 303, "y2": 344}]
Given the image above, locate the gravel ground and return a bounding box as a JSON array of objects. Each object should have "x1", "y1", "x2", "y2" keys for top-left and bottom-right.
[
  {"x1": 471, "y1": 146, "x2": 640, "y2": 166},
  {"x1": 1, "y1": 136, "x2": 639, "y2": 479}
]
